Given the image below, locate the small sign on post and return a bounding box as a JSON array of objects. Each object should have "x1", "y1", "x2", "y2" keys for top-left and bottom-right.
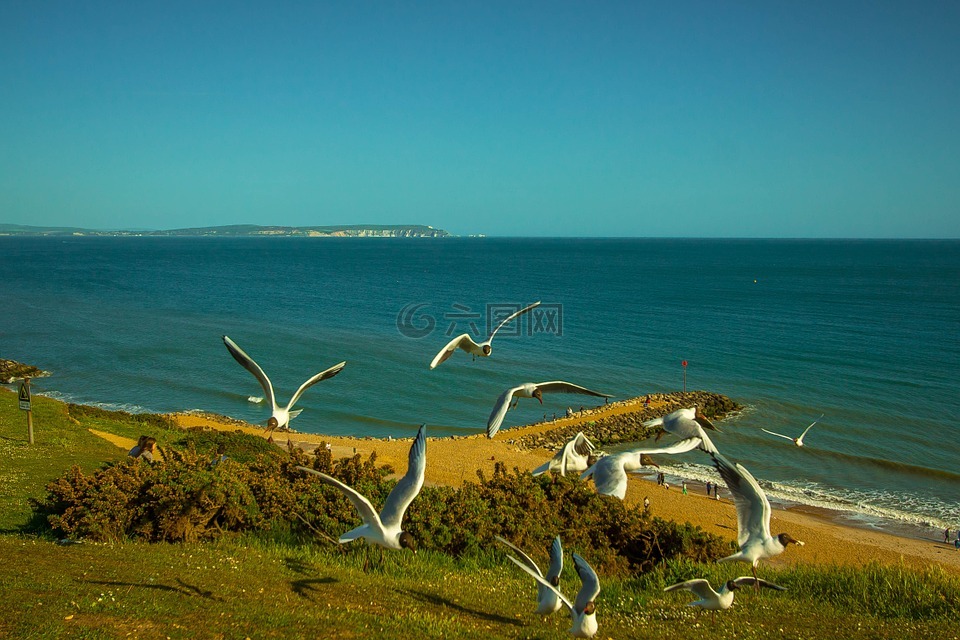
[
  {"x1": 19, "y1": 378, "x2": 34, "y2": 444},
  {"x1": 681, "y1": 360, "x2": 688, "y2": 394}
]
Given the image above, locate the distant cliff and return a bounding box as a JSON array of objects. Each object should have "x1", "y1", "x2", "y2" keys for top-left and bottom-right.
[{"x1": 0, "y1": 224, "x2": 451, "y2": 238}]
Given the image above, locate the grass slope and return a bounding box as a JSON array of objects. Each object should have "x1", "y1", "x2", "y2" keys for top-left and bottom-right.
[{"x1": 1, "y1": 388, "x2": 958, "y2": 639}]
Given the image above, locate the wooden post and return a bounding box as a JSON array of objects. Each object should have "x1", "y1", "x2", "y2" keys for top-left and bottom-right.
[{"x1": 681, "y1": 360, "x2": 688, "y2": 394}]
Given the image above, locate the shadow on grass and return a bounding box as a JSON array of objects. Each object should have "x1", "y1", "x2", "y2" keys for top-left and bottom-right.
[
  {"x1": 291, "y1": 577, "x2": 338, "y2": 602},
  {"x1": 86, "y1": 579, "x2": 224, "y2": 601},
  {"x1": 405, "y1": 589, "x2": 522, "y2": 627}
]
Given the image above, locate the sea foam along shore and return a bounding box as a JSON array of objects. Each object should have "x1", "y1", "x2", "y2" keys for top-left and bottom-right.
[{"x1": 165, "y1": 406, "x2": 960, "y2": 576}]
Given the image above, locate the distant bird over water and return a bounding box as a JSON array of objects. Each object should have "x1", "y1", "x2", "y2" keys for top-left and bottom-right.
[
  {"x1": 762, "y1": 414, "x2": 823, "y2": 447},
  {"x1": 709, "y1": 450, "x2": 804, "y2": 580},
  {"x1": 222, "y1": 335, "x2": 345, "y2": 431},
  {"x1": 429, "y1": 301, "x2": 540, "y2": 369},
  {"x1": 297, "y1": 424, "x2": 426, "y2": 551},
  {"x1": 486, "y1": 381, "x2": 612, "y2": 438}
]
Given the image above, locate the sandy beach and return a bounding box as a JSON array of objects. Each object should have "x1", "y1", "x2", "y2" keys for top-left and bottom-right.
[{"x1": 156, "y1": 409, "x2": 960, "y2": 575}]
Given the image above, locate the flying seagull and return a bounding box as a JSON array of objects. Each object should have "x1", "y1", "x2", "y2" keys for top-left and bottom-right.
[
  {"x1": 506, "y1": 552, "x2": 601, "y2": 638},
  {"x1": 429, "y1": 301, "x2": 541, "y2": 369},
  {"x1": 664, "y1": 576, "x2": 786, "y2": 622},
  {"x1": 761, "y1": 414, "x2": 823, "y2": 447},
  {"x1": 297, "y1": 424, "x2": 426, "y2": 551},
  {"x1": 709, "y1": 450, "x2": 804, "y2": 581},
  {"x1": 487, "y1": 381, "x2": 612, "y2": 438},
  {"x1": 643, "y1": 406, "x2": 720, "y2": 454},
  {"x1": 495, "y1": 536, "x2": 564, "y2": 615},
  {"x1": 580, "y1": 438, "x2": 701, "y2": 500},
  {"x1": 531, "y1": 432, "x2": 597, "y2": 477},
  {"x1": 222, "y1": 335, "x2": 345, "y2": 432}
]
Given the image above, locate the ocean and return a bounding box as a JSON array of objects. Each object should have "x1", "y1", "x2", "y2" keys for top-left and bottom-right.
[{"x1": 2, "y1": 236, "x2": 958, "y2": 538}]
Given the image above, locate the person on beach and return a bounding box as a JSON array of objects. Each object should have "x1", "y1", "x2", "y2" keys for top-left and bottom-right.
[
  {"x1": 643, "y1": 496, "x2": 650, "y2": 513},
  {"x1": 945, "y1": 528, "x2": 951, "y2": 543},
  {"x1": 706, "y1": 481, "x2": 712, "y2": 495},
  {"x1": 682, "y1": 481, "x2": 688, "y2": 495}
]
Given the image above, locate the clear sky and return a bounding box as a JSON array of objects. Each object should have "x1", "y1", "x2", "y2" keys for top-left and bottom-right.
[{"x1": 2, "y1": 1, "x2": 958, "y2": 237}]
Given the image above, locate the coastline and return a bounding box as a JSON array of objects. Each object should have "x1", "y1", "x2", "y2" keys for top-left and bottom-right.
[{"x1": 166, "y1": 410, "x2": 960, "y2": 575}]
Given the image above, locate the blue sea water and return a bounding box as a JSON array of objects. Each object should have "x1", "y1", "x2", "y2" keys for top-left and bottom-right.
[{"x1": 2, "y1": 236, "x2": 958, "y2": 536}]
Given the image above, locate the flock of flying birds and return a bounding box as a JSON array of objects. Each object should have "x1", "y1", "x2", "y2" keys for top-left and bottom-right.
[{"x1": 220, "y1": 302, "x2": 816, "y2": 638}]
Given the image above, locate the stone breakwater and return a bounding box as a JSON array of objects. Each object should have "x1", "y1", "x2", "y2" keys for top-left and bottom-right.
[{"x1": 506, "y1": 391, "x2": 741, "y2": 452}]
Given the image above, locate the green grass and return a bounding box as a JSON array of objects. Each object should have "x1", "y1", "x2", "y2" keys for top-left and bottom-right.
[{"x1": 2, "y1": 388, "x2": 959, "y2": 639}]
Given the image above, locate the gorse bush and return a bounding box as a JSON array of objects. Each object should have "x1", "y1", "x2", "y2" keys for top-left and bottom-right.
[{"x1": 33, "y1": 434, "x2": 727, "y2": 575}]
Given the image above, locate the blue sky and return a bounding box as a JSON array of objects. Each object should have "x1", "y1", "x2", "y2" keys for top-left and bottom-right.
[{"x1": 2, "y1": 1, "x2": 958, "y2": 237}]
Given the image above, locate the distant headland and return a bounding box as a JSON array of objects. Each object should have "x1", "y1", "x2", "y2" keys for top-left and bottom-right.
[{"x1": 0, "y1": 224, "x2": 451, "y2": 238}]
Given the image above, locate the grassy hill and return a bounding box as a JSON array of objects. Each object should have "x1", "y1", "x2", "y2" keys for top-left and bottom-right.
[{"x1": 1, "y1": 387, "x2": 957, "y2": 639}]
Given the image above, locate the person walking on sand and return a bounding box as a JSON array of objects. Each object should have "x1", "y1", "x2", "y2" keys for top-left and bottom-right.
[
  {"x1": 706, "y1": 481, "x2": 712, "y2": 495},
  {"x1": 946, "y1": 528, "x2": 951, "y2": 544},
  {"x1": 643, "y1": 496, "x2": 650, "y2": 513},
  {"x1": 682, "y1": 481, "x2": 688, "y2": 495}
]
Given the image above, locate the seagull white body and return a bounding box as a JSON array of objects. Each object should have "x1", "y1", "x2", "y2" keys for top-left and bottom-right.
[
  {"x1": 496, "y1": 536, "x2": 564, "y2": 615},
  {"x1": 580, "y1": 438, "x2": 702, "y2": 499},
  {"x1": 222, "y1": 335, "x2": 345, "y2": 431},
  {"x1": 761, "y1": 414, "x2": 823, "y2": 447},
  {"x1": 643, "y1": 406, "x2": 720, "y2": 454},
  {"x1": 297, "y1": 424, "x2": 426, "y2": 551},
  {"x1": 507, "y1": 552, "x2": 600, "y2": 638},
  {"x1": 487, "y1": 381, "x2": 612, "y2": 438},
  {"x1": 429, "y1": 301, "x2": 541, "y2": 369},
  {"x1": 665, "y1": 577, "x2": 785, "y2": 621},
  {"x1": 709, "y1": 450, "x2": 804, "y2": 578},
  {"x1": 532, "y1": 432, "x2": 597, "y2": 477}
]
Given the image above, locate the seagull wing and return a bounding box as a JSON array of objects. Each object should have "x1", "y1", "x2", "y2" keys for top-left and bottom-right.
[
  {"x1": 796, "y1": 415, "x2": 823, "y2": 443},
  {"x1": 223, "y1": 336, "x2": 276, "y2": 410},
  {"x1": 285, "y1": 361, "x2": 346, "y2": 411},
  {"x1": 488, "y1": 301, "x2": 541, "y2": 341},
  {"x1": 535, "y1": 381, "x2": 612, "y2": 398},
  {"x1": 572, "y1": 554, "x2": 600, "y2": 614},
  {"x1": 664, "y1": 578, "x2": 717, "y2": 600},
  {"x1": 429, "y1": 334, "x2": 479, "y2": 369},
  {"x1": 760, "y1": 428, "x2": 795, "y2": 442},
  {"x1": 297, "y1": 466, "x2": 381, "y2": 528},
  {"x1": 710, "y1": 451, "x2": 771, "y2": 548},
  {"x1": 506, "y1": 555, "x2": 572, "y2": 612},
  {"x1": 546, "y1": 536, "x2": 563, "y2": 582},
  {"x1": 487, "y1": 386, "x2": 524, "y2": 438},
  {"x1": 379, "y1": 424, "x2": 427, "y2": 528},
  {"x1": 494, "y1": 536, "x2": 543, "y2": 577},
  {"x1": 732, "y1": 577, "x2": 787, "y2": 591},
  {"x1": 584, "y1": 454, "x2": 627, "y2": 497},
  {"x1": 620, "y1": 438, "x2": 704, "y2": 472}
]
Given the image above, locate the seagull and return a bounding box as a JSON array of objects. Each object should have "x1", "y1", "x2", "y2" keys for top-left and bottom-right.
[
  {"x1": 495, "y1": 536, "x2": 564, "y2": 615},
  {"x1": 664, "y1": 576, "x2": 786, "y2": 622},
  {"x1": 487, "y1": 382, "x2": 612, "y2": 438},
  {"x1": 580, "y1": 438, "x2": 702, "y2": 500},
  {"x1": 297, "y1": 424, "x2": 425, "y2": 551},
  {"x1": 429, "y1": 301, "x2": 541, "y2": 369},
  {"x1": 643, "y1": 406, "x2": 720, "y2": 453},
  {"x1": 709, "y1": 450, "x2": 804, "y2": 580},
  {"x1": 222, "y1": 335, "x2": 345, "y2": 432},
  {"x1": 531, "y1": 432, "x2": 597, "y2": 477},
  {"x1": 506, "y1": 552, "x2": 600, "y2": 638},
  {"x1": 761, "y1": 414, "x2": 823, "y2": 447}
]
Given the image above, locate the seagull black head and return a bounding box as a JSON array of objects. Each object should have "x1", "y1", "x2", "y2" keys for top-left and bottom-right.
[
  {"x1": 694, "y1": 407, "x2": 719, "y2": 432},
  {"x1": 777, "y1": 532, "x2": 805, "y2": 548},
  {"x1": 399, "y1": 531, "x2": 417, "y2": 553},
  {"x1": 266, "y1": 416, "x2": 279, "y2": 431},
  {"x1": 533, "y1": 388, "x2": 543, "y2": 403},
  {"x1": 583, "y1": 601, "x2": 596, "y2": 615},
  {"x1": 482, "y1": 344, "x2": 492, "y2": 355},
  {"x1": 726, "y1": 579, "x2": 741, "y2": 592}
]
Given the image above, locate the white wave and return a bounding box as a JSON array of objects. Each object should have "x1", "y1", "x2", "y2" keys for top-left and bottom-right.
[
  {"x1": 636, "y1": 459, "x2": 960, "y2": 535},
  {"x1": 247, "y1": 396, "x2": 264, "y2": 404},
  {"x1": 37, "y1": 391, "x2": 155, "y2": 415}
]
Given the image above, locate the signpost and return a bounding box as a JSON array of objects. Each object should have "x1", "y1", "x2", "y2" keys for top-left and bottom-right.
[
  {"x1": 19, "y1": 378, "x2": 33, "y2": 444},
  {"x1": 681, "y1": 360, "x2": 688, "y2": 393}
]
